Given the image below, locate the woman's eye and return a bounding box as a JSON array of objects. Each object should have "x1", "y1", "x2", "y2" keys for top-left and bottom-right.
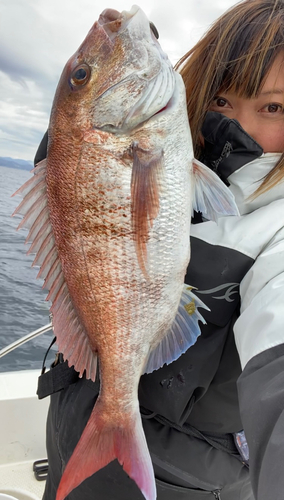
[
  {"x1": 264, "y1": 103, "x2": 283, "y2": 113},
  {"x1": 212, "y1": 97, "x2": 228, "y2": 108}
]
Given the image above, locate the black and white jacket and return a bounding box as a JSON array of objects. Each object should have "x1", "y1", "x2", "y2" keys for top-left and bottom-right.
[{"x1": 139, "y1": 141, "x2": 284, "y2": 499}]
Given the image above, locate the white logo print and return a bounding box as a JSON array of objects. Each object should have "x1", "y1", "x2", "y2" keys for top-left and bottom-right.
[{"x1": 196, "y1": 283, "x2": 239, "y2": 303}]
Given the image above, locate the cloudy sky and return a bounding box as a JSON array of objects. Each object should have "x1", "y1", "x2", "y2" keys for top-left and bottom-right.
[{"x1": 1, "y1": 0, "x2": 238, "y2": 161}]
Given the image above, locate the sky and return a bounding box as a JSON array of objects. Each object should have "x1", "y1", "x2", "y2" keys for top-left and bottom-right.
[{"x1": 0, "y1": 0, "x2": 238, "y2": 161}]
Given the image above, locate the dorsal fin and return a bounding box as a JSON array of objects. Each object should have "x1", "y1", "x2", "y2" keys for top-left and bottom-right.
[{"x1": 131, "y1": 142, "x2": 164, "y2": 277}]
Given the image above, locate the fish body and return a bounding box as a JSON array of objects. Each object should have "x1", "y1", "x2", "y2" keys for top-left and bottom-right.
[{"x1": 13, "y1": 6, "x2": 238, "y2": 500}]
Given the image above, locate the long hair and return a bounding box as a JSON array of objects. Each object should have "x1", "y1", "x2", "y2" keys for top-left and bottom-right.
[{"x1": 176, "y1": 0, "x2": 284, "y2": 195}]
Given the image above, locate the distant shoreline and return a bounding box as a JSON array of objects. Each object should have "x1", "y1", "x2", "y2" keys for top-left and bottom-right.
[{"x1": 0, "y1": 157, "x2": 33, "y2": 171}]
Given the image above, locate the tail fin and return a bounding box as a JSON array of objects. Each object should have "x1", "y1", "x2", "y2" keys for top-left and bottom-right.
[{"x1": 56, "y1": 400, "x2": 156, "y2": 500}]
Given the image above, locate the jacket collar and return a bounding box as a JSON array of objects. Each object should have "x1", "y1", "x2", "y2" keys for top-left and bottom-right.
[{"x1": 227, "y1": 153, "x2": 282, "y2": 215}]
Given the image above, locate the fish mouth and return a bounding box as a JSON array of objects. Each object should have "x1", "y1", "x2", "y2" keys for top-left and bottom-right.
[
  {"x1": 98, "y1": 7, "x2": 160, "y2": 43},
  {"x1": 98, "y1": 6, "x2": 144, "y2": 41}
]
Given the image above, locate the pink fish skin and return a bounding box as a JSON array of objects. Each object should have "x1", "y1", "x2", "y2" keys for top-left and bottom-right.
[{"x1": 12, "y1": 6, "x2": 238, "y2": 500}]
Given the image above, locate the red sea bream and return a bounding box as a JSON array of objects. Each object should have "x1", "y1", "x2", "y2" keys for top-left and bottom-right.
[{"x1": 13, "y1": 6, "x2": 238, "y2": 500}]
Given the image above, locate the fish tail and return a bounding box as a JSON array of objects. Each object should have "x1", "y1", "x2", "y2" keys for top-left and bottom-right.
[{"x1": 56, "y1": 400, "x2": 156, "y2": 500}]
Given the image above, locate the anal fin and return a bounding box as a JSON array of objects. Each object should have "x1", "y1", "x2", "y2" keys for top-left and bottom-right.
[{"x1": 143, "y1": 285, "x2": 209, "y2": 374}]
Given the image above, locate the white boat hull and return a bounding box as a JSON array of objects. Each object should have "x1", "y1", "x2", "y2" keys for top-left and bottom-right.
[{"x1": 0, "y1": 370, "x2": 49, "y2": 500}]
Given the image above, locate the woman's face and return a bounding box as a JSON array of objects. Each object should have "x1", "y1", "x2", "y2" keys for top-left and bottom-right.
[{"x1": 209, "y1": 53, "x2": 284, "y2": 153}]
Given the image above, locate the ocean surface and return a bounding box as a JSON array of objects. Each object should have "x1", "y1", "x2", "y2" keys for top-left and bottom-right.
[{"x1": 0, "y1": 166, "x2": 56, "y2": 373}]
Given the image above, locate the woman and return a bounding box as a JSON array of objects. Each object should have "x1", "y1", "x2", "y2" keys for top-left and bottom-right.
[{"x1": 37, "y1": 0, "x2": 284, "y2": 499}]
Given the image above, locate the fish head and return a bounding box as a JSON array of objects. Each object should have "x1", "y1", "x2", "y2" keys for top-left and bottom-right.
[{"x1": 50, "y1": 5, "x2": 176, "y2": 136}]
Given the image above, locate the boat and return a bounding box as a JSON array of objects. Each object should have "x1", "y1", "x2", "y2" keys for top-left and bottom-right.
[{"x1": 0, "y1": 325, "x2": 52, "y2": 500}]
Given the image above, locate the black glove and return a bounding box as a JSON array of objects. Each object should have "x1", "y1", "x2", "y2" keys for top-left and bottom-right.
[{"x1": 34, "y1": 130, "x2": 48, "y2": 166}]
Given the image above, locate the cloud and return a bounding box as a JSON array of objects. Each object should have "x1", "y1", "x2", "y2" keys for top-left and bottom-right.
[{"x1": 1, "y1": 0, "x2": 237, "y2": 160}]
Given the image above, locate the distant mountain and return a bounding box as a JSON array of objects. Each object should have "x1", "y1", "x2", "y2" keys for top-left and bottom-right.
[{"x1": 0, "y1": 156, "x2": 33, "y2": 171}]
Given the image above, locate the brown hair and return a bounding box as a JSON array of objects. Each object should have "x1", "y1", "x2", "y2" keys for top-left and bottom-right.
[{"x1": 175, "y1": 0, "x2": 284, "y2": 195}]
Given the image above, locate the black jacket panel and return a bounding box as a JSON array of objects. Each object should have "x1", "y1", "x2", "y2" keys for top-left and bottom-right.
[
  {"x1": 237, "y1": 344, "x2": 284, "y2": 500},
  {"x1": 138, "y1": 237, "x2": 254, "y2": 432}
]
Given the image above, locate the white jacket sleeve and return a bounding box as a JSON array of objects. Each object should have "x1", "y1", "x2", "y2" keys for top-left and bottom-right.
[
  {"x1": 234, "y1": 225, "x2": 284, "y2": 369},
  {"x1": 234, "y1": 224, "x2": 284, "y2": 500}
]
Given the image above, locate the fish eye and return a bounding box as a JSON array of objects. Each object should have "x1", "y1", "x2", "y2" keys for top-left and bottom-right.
[
  {"x1": 69, "y1": 64, "x2": 91, "y2": 89},
  {"x1": 149, "y1": 22, "x2": 159, "y2": 39}
]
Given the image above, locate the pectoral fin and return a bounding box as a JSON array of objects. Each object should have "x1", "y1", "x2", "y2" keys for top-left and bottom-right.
[
  {"x1": 131, "y1": 142, "x2": 164, "y2": 277},
  {"x1": 192, "y1": 158, "x2": 239, "y2": 221}
]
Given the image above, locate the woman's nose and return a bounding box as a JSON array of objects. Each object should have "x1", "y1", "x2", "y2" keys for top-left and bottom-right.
[{"x1": 233, "y1": 111, "x2": 257, "y2": 142}]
